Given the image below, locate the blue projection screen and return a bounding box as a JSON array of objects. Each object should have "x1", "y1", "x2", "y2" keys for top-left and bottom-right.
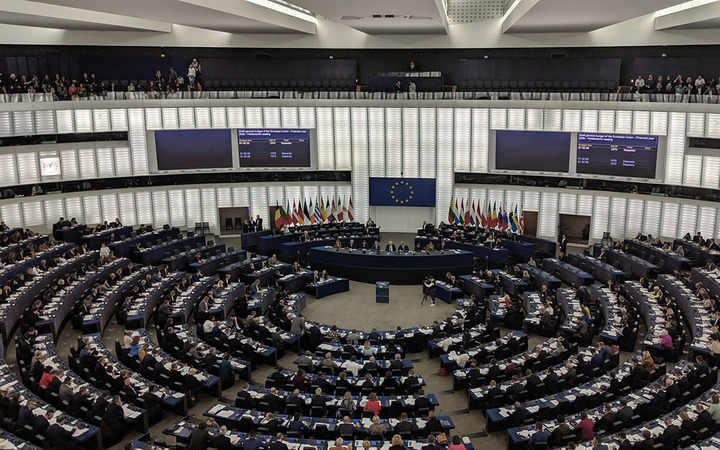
[
  {"x1": 154, "y1": 129, "x2": 233, "y2": 170},
  {"x1": 495, "y1": 130, "x2": 572, "y2": 172}
]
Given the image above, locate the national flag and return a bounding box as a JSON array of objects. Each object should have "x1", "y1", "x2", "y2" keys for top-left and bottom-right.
[
  {"x1": 274, "y1": 201, "x2": 284, "y2": 228},
  {"x1": 510, "y1": 206, "x2": 518, "y2": 233},
  {"x1": 328, "y1": 198, "x2": 336, "y2": 222},
  {"x1": 320, "y1": 197, "x2": 327, "y2": 222},
  {"x1": 291, "y1": 200, "x2": 299, "y2": 225},
  {"x1": 285, "y1": 199, "x2": 292, "y2": 225},
  {"x1": 517, "y1": 206, "x2": 525, "y2": 234},
  {"x1": 314, "y1": 197, "x2": 322, "y2": 223},
  {"x1": 455, "y1": 199, "x2": 463, "y2": 224},
  {"x1": 303, "y1": 199, "x2": 311, "y2": 224},
  {"x1": 298, "y1": 199, "x2": 306, "y2": 225},
  {"x1": 499, "y1": 207, "x2": 507, "y2": 230},
  {"x1": 348, "y1": 197, "x2": 354, "y2": 222},
  {"x1": 448, "y1": 199, "x2": 457, "y2": 224},
  {"x1": 308, "y1": 199, "x2": 315, "y2": 224},
  {"x1": 463, "y1": 199, "x2": 471, "y2": 225},
  {"x1": 487, "y1": 202, "x2": 492, "y2": 228},
  {"x1": 342, "y1": 197, "x2": 348, "y2": 222},
  {"x1": 337, "y1": 197, "x2": 344, "y2": 222},
  {"x1": 491, "y1": 202, "x2": 498, "y2": 228},
  {"x1": 469, "y1": 200, "x2": 476, "y2": 226},
  {"x1": 480, "y1": 203, "x2": 487, "y2": 227}
]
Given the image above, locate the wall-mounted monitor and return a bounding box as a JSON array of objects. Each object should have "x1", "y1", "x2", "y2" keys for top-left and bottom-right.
[
  {"x1": 494, "y1": 130, "x2": 571, "y2": 172},
  {"x1": 237, "y1": 129, "x2": 312, "y2": 168},
  {"x1": 576, "y1": 133, "x2": 658, "y2": 179},
  {"x1": 154, "y1": 129, "x2": 233, "y2": 170}
]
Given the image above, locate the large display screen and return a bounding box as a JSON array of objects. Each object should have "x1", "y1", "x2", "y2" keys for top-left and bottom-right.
[
  {"x1": 577, "y1": 133, "x2": 658, "y2": 178},
  {"x1": 155, "y1": 129, "x2": 233, "y2": 170},
  {"x1": 495, "y1": 130, "x2": 571, "y2": 172},
  {"x1": 237, "y1": 129, "x2": 311, "y2": 168}
]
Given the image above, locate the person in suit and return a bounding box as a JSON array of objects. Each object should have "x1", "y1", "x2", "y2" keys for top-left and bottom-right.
[
  {"x1": 33, "y1": 408, "x2": 54, "y2": 435},
  {"x1": 385, "y1": 241, "x2": 397, "y2": 252},
  {"x1": 17, "y1": 399, "x2": 36, "y2": 430},
  {"x1": 512, "y1": 401, "x2": 529, "y2": 426},
  {"x1": 529, "y1": 422, "x2": 551, "y2": 449},
  {"x1": 629, "y1": 358, "x2": 648, "y2": 389},
  {"x1": 549, "y1": 415, "x2": 573, "y2": 447},
  {"x1": 103, "y1": 396, "x2": 126, "y2": 441},
  {"x1": 593, "y1": 404, "x2": 617, "y2": 433},
  {"x1": 615, "y1": 432, "x2": 632, "y2": 450},
  {"x1": 505, "y1": 376, "x2": 525, "y2": 401},
  {"x1": 46, "y1": 415, "x2": 75, "y2": 449},
  {"x1": 660, "y1": 416, "x2": 680, "y2": 447},
  {"x1": 398, "y1": 241, "x2": 410, "y2": 252},
  {"x1": 69, "y1": 387, "x2": 92, "y2": 419},
  {"x1": 188, "y1": 422, "x2": 210, "y2": 450},
  {"x1": 525, "y1": 369, "x2": 543, "y2": 397},
  {"x1": 589, "y1": 348, "x2": 603, "y2": 368},
  {"x1": 263, "y1": 413, "x2": 282, "y2": 435},
  {"x1": 211, "y1": 425, "x2": 232, "y2": 450},
  {"x1": 243, "y1": 432, "x2": 264, "y2": 450},
  {"x1": 255, "y1": 215, "x2": 263, "y2": 231},
  {"x1": 371, "y1": 240, "x2": 381, "y2": 252},
  {"x1": 270, "y1": 433, "x2": 289, "y2": 450},
  {"x1": 262, "y1": 388, "x2": 283, "y2": 413},
  {"x1": 559, "y1": 234, "x2": 568, "y2": 255},
  {"x1": 634, "y1": 429, "x2": 654, "y2": 450},
  {"x1": 413, "y1": 389, "x2": 432, "y2": 412}
]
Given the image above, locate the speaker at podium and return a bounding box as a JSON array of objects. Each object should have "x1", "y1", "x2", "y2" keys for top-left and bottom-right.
[{"x1": 376, "y1": 281, "x2": 389, "y2": 303}]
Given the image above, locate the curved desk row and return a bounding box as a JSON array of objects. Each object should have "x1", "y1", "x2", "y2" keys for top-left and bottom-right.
[
  {"x1": 309, "y1": 247, "x2": 475, "y2": 284},
  {"x1": 414, "y1": 236, "x2": 509, "y2": 265}
]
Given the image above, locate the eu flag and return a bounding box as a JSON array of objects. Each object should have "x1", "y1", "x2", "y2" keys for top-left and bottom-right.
[{"x1": 369, "y1": 177, "x2": 436, "y2": 207}]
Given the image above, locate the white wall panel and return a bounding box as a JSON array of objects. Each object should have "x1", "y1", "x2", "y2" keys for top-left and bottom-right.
[
  {"x1": 210, "y1": 107, "x2": 227, "y2": 128},
  {"x1": 135, "y1": 192, "x2": 152, "y2": 225},
  {"x1": 144, "y1": 108, "x2": 162, "y2": 130},
  {"x1": 245, "y1": 107, "x2": 262, "y2": 128},
  {"x1": 558, "y1": 193, "x2": 577, "y2": 214},
  {"x1": 632, "y1": 110, "x2": 650, "y2": 135},
  {"x1": 43, "y1": 198, "x2": 64, "y2": 226},
  {"x1": 280, "y1": 107, "x2": 298, "y2": 129},
  {"x1": 184, "y1": 188, "x2": 202, "y2": 227},
  {"x1": 577, "y1": 195, "x2": 594, "y2": 216},
  {"x1": 82, "y1": 195, "x2": 101, "y2": 225},
  {"x1": 609, "y1": 197, "x2": 627, "y2": 238},
  {"x1": 113, "y1": 147, "x2": 132, "y2": 177},
  {"x1": 544, "y1": 109, "x2": 562, "y2": 131},
  {"x1": 471, "y1": 108, "x2": 489, "y2": 173},
  {"x1": 250, "y1": 186, "x2": 268, "y2": 225},
  {"x1": 0, "y1": 154, "x2": 18, "y2": 187},
  {"x1": 626, "y1": 198, "x2": 645, "y2": 238},
  {"x1": 232, "y1": 187, "x2": 250, "y2": 207},
  {"x1": 110, "y1": 108, "x2": 128, "y2": 131},
  {"x1": 316, "y1": 107, "x2": 335, "y2": 170},
  {"x1": 526, "y1": 109, "x2": 544, "y2": 131},
  {"x1": 385, "y1": 108, "x2": 402, "y2": 177},
  {"x1": 368, "y1": 108, "x2": 386, "y2": 177},
  {"x1": 13, "y1": 111, "x2": 34, "y2": 135},
  {"x1": 563, "y1": 110, "x2": 581, "y2": 132},
  {"x1": 436, "y1": 108, "x2": 454, "y2": 225},
  {"x1": 78, "y1": 149, "x2": 97, "y2": 179},
  {"x1": 351, "y1": 107, "x2": 369, "y2": 222},
  {"x1": 453, "y1": 108, "x2": 471, "y2": 172},
  {"x1": 128, "y1": 108, "x2": 149, "y2": 175},
  {"x1": 194, "y1": 107, "x2": 211, "y2": 129},
  {"x1": 0, "y1": 204, "x2": 21, "y2": 228},
  {"x1": 679, "y1": 204, "x2": 698, "y2": 237},
  {"x1": 64, "y1": 197, "x2": 83, "y2": 224},
  {"x1": 581, "y1": 110, "x2": 598, "y2": 133},
  {"x1": 16, "y1": 153, "x2": 39, "y2": 185},
  {"x1": 263, "y1": 107, "x2": 281, "y2": 128},
  {"x1": 702, "y1": 157, "x2": 720, "y2": 189},
  {"x1": 92, "y1": 109, "x2": 110, "y2": 132},
  {"x1": 523, "y1": 191, "x2": 540, "y2": 211},
  {"x1": 598, "y1": 110, "x2": 615, "y2": 133},
  {"x1": 660, "y1": 203, "x2": 680, "y2": 238},
  {"x1": 615, "y1": 110, "x2": 632, "y2": 134},
  {"x1": 162, "y1": 107, "x2": 179, "y2": 129},
  {"x1": 591, "y1": 196, "x2": 610, "y2": 240},
  {"x1": 227, "y1": 107, "x2": 245, "y2": 128},
  {"x1": 643, "y1": 200, "x2": 661, "y2": 237},
  {"x1": 683, "y1": 155, "x2": 702, "y2": 187},
  {"x1": 697, "y1": 207, "x2": 714, "y2": 240},
  {"x1": 665, "y1": 112, "x2": 686, "y2": 185},
  {"x1": 490, "y1": 108, "x2": 506, "y2": 130},
  {"x1": 168, "y1": 190, "x2": 186, "y2": 227},
  {"x1": 55, "y1": 109, "x2": 75, "y2": 134},
  {"x1": 507, "y1": 109, "x2": 525, "y2": 130},
  {"x1": 151, "y1": 191, "x2": 169, "y2": 226},
  {"x1": 334, "y1": 107, "x2": 352, "y2": 170},
  {"x1": 707, "y1": 114, "x2": 720, "y2": 137},
  {"x1": 651, "y1": 111, "x2": 668, "y2": 136},
  {"x1": 59, "y1": 150, "x2": 78, "y2": 181},
  {"x1": 687, "y1": 113, "x2": 705, "y2": 136},
  {"x1": 0, "y1": 112, "x2": 12, "y2": 136},
  {"x1": 402, "y1": 108, "x2": 419, "y2": 178},
  {"x1": 100, "y1": 194, "x2": 118, "y2": 222},
  {"x1": 216, "y1": 187, "x2": 232, "y2": 208},
  {"x1": 420, "y1": 108, "x2": 437, "y2": 178},
  {"x1": 22, "y1": 201, "x2": 44, "y2": 227},
  {"x1": 118, "y1": 192, "x2": 136, "y2": 226},
  {"x1": 538, "y1": 192, "x2": 558, "y2": 239},
  {"x1": 298, "y1": 107, "x2": 316, "y2": 129},
  {"x1": 34, "y1": 110, "x2": 55, "y2": 134},
  {"x1": 74, "y1": 110, "x2": 93, "y2": 133},
  {"x1": 96, "y1": 148, "x2": 114, "y2": 178}
]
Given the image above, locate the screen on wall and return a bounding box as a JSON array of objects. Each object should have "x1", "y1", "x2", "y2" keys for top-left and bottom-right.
[
  {"x1": 237, "y1": 129, "x2": 311, "y2": 168},
  {"x1": 576, "y1": 133, "x2": 658, "y2": 178},
  {"x1": 155, "y1": 129, "x2": 233, "y2": 170},
  {"x1": 495, "y1": 130, "x2": 571, "y2": 172}
]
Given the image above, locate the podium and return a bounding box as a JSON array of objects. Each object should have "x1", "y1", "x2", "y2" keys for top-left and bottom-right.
[{"x1": 375, "y1": 281, "x2": 389, "y2": 303}]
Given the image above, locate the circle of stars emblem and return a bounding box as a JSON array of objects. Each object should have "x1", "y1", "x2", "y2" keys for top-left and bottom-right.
[{"x1": 390, "y1": 180, "x2": 414, "y2": 204}]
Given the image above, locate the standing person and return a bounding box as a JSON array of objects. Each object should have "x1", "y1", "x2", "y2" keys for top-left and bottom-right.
[
  {"x1": 423, "y1": 276, "x2": 436, "y2": 306},
  {"x1": 187, "y1": 64, "x2": 196, "y2": 92},
  {"x1": 559, "y1": 234, "x2": 568, "y2": 256},
  {"x1": 190, "y1": 59, "x2": 202, "y2": 91}
]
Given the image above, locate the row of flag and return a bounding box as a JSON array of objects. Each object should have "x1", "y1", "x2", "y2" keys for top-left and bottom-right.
[
  {"x1": 448, "y1": 199, "x2": 525, "y2": 233},
  {"x1": 274, "y1": 196, "x2": 355, "y2": 228}
]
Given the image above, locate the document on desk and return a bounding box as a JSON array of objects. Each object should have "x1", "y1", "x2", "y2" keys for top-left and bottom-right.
[{"x1": 208, "y1": 404, "x2": 225, "y2": 415}]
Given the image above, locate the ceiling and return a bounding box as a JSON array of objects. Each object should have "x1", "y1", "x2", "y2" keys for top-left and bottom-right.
[{"x1": 0, "y1": 0, "x2": 718, "y2": 48}]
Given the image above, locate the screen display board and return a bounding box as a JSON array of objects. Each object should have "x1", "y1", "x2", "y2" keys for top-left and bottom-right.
[
  {"x1": 237, "y1": 129, "x2": 311, "y2": 168},
  {"x1": 576, "y1": 133, "x2": 658, "y2": 178},
  {"x1": 154, "y1": 129, "x2": 233, "y2": 170},
  {"x1": 495, "y1": 130, "x2": 571, "y2": 172}
]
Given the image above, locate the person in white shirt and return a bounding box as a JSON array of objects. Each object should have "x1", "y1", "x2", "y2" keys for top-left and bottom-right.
[
  {"x1": 634, "y1": 75, "x2": 645, "y2": 91},
  {"x1": 203, "y1": 315, "x2": 216, "y2": 334}
]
